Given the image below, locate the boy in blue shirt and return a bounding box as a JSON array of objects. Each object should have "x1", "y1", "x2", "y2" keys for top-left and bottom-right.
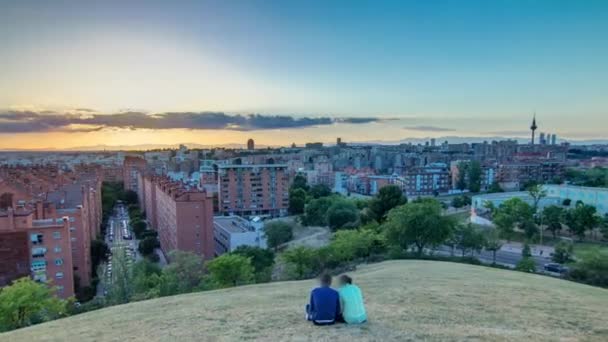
[{"x1": 305, "y1": 274, "x2": 341, "y2": 325}]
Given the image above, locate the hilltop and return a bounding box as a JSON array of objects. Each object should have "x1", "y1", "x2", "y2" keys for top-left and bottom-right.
[{"x1": 3, "y1": 261, "x2": 607, "y2": 342}]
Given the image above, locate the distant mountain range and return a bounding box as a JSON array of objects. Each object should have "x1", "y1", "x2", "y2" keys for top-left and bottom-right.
[{"x1": 1, "y1": 137, "x2": 607, "y2": 152}]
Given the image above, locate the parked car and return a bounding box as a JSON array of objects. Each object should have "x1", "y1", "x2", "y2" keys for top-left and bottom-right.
[{"x1": 543, "y1": 263, "x2": 568, "y2": 274}]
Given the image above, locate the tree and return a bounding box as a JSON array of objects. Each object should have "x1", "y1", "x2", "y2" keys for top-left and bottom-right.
[
  {"x1": 468, "y1": 161, "x2": 482, "y2": 193},
  {"x1": 568, "y1": 248, "x2": 608, "y2": 287},
  {"x1": 565, "y1": 203, "x2": 601, "y2": 241},
  {"x1": 0, "y1": 278, "x2": 69, "y2": 332},
  {"x1": 484, "y1": 229, "x2": 503, "y2": 264},
  {"x1": 131, "y1": 259, "x2": 162, "y2": 300},
  {"x1": 527, "y1": 184, "x2": 547, "y2": 212},
  {"x1": 288, "y1": 188, "x2": 307, "y2": 215},
  {"x1": 368, "y1": 185, "x2": 407, "y2": 222},
  {"x1": 162, "y1": 250, "x2": 205, "y2": 294},
  {"x1": 451, "y1": 195, "x2": 471, "y2": 208},
  {"x1": 290, "y1": 174, "x2": 309, "y2": 192},
  {"x1": 552, "y1": 241, "x2": 574, "y2": 264},
  {"x1": 601, "y1": 215, "x2": 608, "y2": 241},
  {"x1": 207, "y1": 254, "x2": 254, "y2": 288},
  {"x1": 456, "y1": 162, "x2": 468, "y2": 191},
  {"x1": 326, "y1": 199, "x2": 359, "y2": 231},
  {"x1": 302, "y1": 197, "x2": 334, "y2": 226},
  {"x1": 138, "y1": 236, "x2": 157, "y2": 256},
  {"x1": 263, "y1": 221, "x2": 294, "y2": 249},
  {"x1": 132, "y1": 220, "x2": 147, "y2": 239},
  {"x1": 454, "y1": 224, "x2": 485, "y2": 257},
  {"x1": 542, "y1": 205, "x2": 564, "y2": 238},
  {"x1": 522, "y1": 243, "x2": 532, "y2": 258},
  {"x1": 487, "y1": 182, "x2": 504, "y2": 193},
  {"x1": 383, "y1": 199, "x2": 455, "y2": 255},
  {"x1": 282, "y1": 246, "x2": 318, "y2": 279},
  {"x1": 329, "y1": 229, "x2": 386, "y2": 262},
  {"x1": 492, "y1": 198, "x2": 534, "y2": 241},
  {"x1": 123, "y1": 190, "x2": 139, "y2": 205},
  {"x1": 231, "y1": 246, "x2": 275, "y2": 282},
  {"x1": 515, "y1": 258, "x2": 536, "y2": 273},
  {"x1": 90, "y1": 239, "x2": 109, "y2": 272},
  {"x1": 309, "y1": 184, "x2": 332, "y2": 199}
]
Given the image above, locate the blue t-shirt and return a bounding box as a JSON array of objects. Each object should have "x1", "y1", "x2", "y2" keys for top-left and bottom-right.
[{"x1": 309, "y1": 286, "x2": 341, "y2": 324}]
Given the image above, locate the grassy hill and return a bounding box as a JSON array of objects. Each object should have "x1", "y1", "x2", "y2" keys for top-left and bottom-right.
[{"x1": 3, "y1": 260, "x2": 608, "y2": 341}]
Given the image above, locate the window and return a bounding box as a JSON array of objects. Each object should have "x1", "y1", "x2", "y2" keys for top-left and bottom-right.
[
  {"x1": 54, "y1": 246, "x2": 62, "y2": 253},
  {"x1": 31, "y1": 260, "x2": 47, "y2": 271},
  {"x1": 53, "y1": 231, "x2": 61, "y2": 239},
  {"x1": 57, "y1": 286, "x2": 64, "y2": 292},
  {"x1": 30, "y1": 233, "x2": 43, "y2": 244},
  {"x1": 55, "y1": 272, "x2": 64, "y2": 279},
  {"x1": 54, "y1": 258, "x2": 64, "y2": 266},
  {"x1": 32, "y1": 247, "x2": 47, "y2": 258}
]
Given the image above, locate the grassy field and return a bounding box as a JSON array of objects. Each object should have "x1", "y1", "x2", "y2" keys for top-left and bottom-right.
[
  {"x1": 573, "y1": 243, "x2": 608, "y2": 260},
  {"x1": 3, "y1": 261, "x2": 608, "y2": 342}
]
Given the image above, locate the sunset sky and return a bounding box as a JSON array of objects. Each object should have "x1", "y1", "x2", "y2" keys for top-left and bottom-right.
[{"x1": 1, "y1": 0, "x2": 607, "y2": 149}]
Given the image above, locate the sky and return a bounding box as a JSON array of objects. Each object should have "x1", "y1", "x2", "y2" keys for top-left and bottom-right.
[{"x1": 1, "y1": 0, "x2": 607, "y2": 149}]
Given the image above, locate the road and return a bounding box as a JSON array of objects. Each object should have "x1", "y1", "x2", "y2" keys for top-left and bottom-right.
[
  {"x1": 433, "y1": 245, "x2": 552, "y2": 271},
  {"x1": 97, "y1": 203, "x2": 140, "y2": 297}
]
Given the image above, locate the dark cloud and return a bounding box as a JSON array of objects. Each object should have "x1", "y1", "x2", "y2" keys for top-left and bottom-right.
[
  {"x1": 404, "y1": 125, "x2": 455, "y2": 132},
  {"x1": 0, "y1": 110, "x2": 378, "y2": 133},
  {"x1": 337, "y1": 117, "x2": 381, "y2": 124}
]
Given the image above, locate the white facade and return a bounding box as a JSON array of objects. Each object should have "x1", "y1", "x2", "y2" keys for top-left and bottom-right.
[{"x1": 213, "y1": 216, "x2": 267, "y2": 256}]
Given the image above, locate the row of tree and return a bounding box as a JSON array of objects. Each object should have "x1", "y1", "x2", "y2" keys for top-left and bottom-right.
[
  {"x1": 289, "y1": 174, "x2": 408, "y2": 230},
  {"x1": 488, "y1": 197, "x2": 608, "y2": 242},
  {"x1": 564, "y1": 167, "x2": 608, "y2": 188},
  {"x1": 281, "y1": 199, "x2": 502, "y2": 279},
  {"x1": 101, "y1": 247, "x2": 275, "y2": 306}
]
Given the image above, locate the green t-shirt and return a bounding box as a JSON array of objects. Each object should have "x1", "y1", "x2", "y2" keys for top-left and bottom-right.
[{"x1": 338, "y1": 284, "x2": 367, "y2": 324}]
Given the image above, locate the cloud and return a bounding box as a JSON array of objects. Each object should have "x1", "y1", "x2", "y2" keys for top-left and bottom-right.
[
  {"x1": 74, "y1": 108, "x2": 97, "y2": 113},
  {"x1": 404, "y1": 125, "x2": 455, "y2": 132},
  {"x1": 0, "y1": 110, "x2": 379, "y2": 133},
  {"x1": 337, "y1": 117, "x2": 381, "y2": 124}
]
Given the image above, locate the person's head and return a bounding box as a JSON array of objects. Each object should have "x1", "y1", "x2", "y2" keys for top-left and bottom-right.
[
  {"x1": 319, "y1": 273, "x2": 332, "y2": 287},
  {"x1": 338, "y1": 275, "x2": 352, "y2": 287}
]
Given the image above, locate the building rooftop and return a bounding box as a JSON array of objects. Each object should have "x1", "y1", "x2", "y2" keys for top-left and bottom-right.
[{"x1": 213, "y1": 216, "x2": 253, "y2": 234}]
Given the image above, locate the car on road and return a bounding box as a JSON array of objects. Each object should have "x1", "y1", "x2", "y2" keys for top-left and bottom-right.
[{"x1": 543, "y1": 263, "x2": 568, "y2": 274}]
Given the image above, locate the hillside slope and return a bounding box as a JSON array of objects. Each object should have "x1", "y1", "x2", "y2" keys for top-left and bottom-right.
[{"x1": 3, "y1": 261, "x2": 608, "y2": 342}]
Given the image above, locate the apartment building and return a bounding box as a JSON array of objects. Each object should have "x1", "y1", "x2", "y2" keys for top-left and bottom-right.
[
  {"x1": 142, "y1": 176, "x2": 215, "y2": 260},
  {"x1": 497, "y1": 160, "x2": 565, "y2": 190},
  {"x1": 213, "y1": 216, "x2": 266, "y2": 256},
  {"x1": 0, "y1": 166, "x2": 102, "y2": 293},
  {"x1": 123, "y1": 155, "x2": 147, "y2": 192},
  {"x1": 397, "y1": 163, "x2": 450, "y2": 197},
  {"x1": 218, "y1": 164, "x2": 289, "y2": 217},
  {"x1": 0, "y1": 208, "x2": 74, "y2": 298}
]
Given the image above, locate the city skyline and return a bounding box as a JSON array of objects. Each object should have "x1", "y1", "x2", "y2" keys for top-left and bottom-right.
[{"x1": 1, "y1": 0, "x2": 607, "y2": 149}]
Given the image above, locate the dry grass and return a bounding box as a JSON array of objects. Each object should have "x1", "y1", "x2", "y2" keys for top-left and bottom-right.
[{"x1": 3, "y1": 260, "x2": 608, "y2": 342}]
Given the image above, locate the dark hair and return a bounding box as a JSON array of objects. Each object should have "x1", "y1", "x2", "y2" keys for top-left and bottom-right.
[
  {"x1": 320, "y1": 273, "x2": 332, "y2": 286},
  {"x1": 339, "y1": 275, "x2": 352, "y2": 285}
]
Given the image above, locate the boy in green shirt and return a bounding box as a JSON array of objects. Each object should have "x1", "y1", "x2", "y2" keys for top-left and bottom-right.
[{"x1": 337, "y1": 275, "x2": 367, "y2": 324}]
